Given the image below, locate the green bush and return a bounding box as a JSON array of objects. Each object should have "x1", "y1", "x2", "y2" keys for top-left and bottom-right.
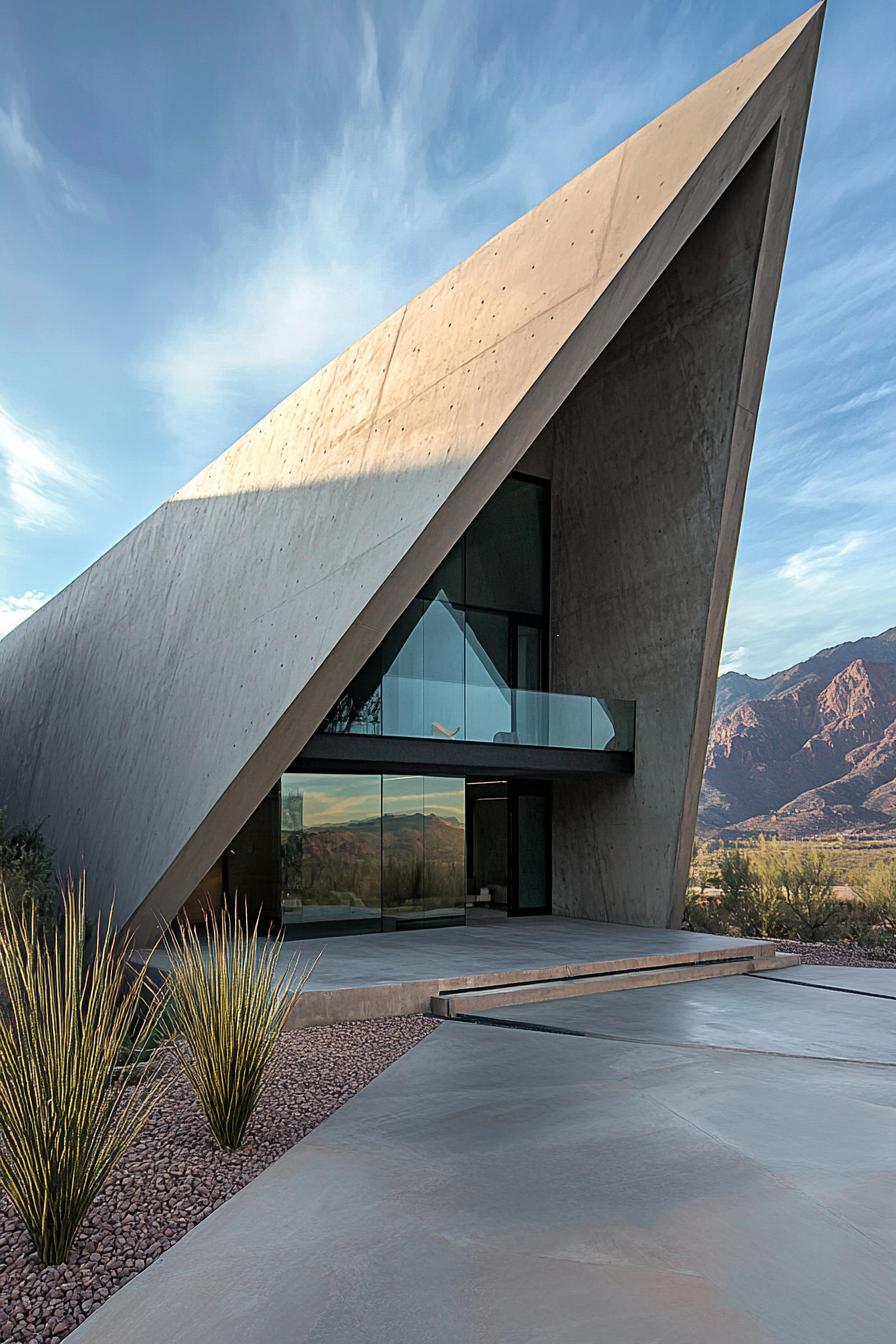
[
  {"x1": 757, "y1": 842, "x2": 841, "y2": 941},
  {"x1": 165, "y1": 907, "x2": 319, "y2": 1150},
  {"x1": 0, "y1": 809, "x2": 56, "y2": 933},
  {"x1": 716, "y1": 846, "x2": 787, "y2": 939},
  {"x1": 0, "y1": 874, "x2": 168, "y2": 1265},
  {"x1": 856, "y1": 860, "x2": 896, "y2": 929}
]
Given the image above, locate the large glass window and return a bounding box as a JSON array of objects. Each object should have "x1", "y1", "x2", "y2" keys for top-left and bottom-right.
[
  {"x1": 380, "y1": 598, "x2": 465, "y2": 739},
  {"x1": 281, "y1": 772, "x2": 465, "y2": 936},
  {"x1": 465, "y1": 476, "x2": 546, "y2": 616},
  {"x1": 381, "y1": 776, "x2": 465, "y2": 928},
  {"x1": 423, "y1": 776, "x2": 465, "y2": 919},
  {"x1": 382, "y1": 775, "x2": 424, "y2": 921},
  {"x1": 280, "y1": 774, "x2": 383, "y2": 933},
  {"x1": 321, "y1": 474, "x2": 549, "y2": 741},
  {"x1": 464, "y1": 609, "x2": 511, "y2": 742},
  {"x1": 419, "y1": 538, "x2": 464, "y2": 605}
]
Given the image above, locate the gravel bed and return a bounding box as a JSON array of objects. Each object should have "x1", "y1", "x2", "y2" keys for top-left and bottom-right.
[
  {"x1": 777, "y1": 939, "x2": 896, "y2": 968},
  {"x1": 0, "y1": 1015, "x2": 438, "y2": 1344}
]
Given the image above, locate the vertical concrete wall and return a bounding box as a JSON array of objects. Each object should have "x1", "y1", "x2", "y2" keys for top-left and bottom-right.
[{"x1": 548, "y1": 139, "x2": 776, "y2": 927}]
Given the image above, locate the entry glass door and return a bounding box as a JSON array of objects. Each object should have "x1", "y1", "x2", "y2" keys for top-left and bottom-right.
[
  {"x1": 510, "y1": 783, "x2": 551, "y2": 915},
  {"x1": 466, "y1": 780, "x2": 551, "y2": 917},
  {"x1": 467, "y1": 781, "x2": 509, "y2": 910}
]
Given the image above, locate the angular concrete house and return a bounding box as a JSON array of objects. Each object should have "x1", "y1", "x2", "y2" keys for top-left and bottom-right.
[{"x1": 0, "y1": 8, "x2": 823, "y2": 945}]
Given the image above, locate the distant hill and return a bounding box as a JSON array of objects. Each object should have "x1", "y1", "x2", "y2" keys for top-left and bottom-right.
[
  {"x1": 701, "y1": 627, "x2": 896, "y2": 839},
  {"x1": 714, "y1": 627, "x2": 896, "y2": 720},
  {"x1": 303, "y1": 812, "x2": 464, "y2": 862}
]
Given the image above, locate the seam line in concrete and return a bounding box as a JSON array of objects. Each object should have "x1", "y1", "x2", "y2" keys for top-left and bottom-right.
[
  {"x1": 750, "y1": 973, "x2": 896, "y2": 1002},
  {"x1": 638, "y1": 1078, "x2": 896, "y2": 1261},
  {"x1": 452, "y1": 1014, "x2": 896, "y2": 1068}
]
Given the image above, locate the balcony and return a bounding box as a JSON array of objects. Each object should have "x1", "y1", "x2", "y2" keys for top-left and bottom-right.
[{"x1": 316, "y1": 598, "x2": 634, "y2": 764}]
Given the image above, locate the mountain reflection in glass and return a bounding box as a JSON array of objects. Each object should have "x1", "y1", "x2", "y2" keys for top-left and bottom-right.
[
  {"x1": 280, "y1": 774, "x2": 382, "y2": 932},
  {"x1": 382, "y1": 776, "x2": 465, "y2": 928},
  {"x1": 281, "y1": 772, "x2": 465, "y2": 936}
]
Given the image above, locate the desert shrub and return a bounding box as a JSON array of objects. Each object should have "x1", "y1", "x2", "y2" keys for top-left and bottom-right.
[
  {"x1": 716, "y1": 846, "x2": 788, "y2": 939},
  {"x1": 0, "y1": 809, "x2": 56, "y2": 934},
  {"x1": 682, "y1": 892, "x2": 730, "y2": 935},
  {"x1": 687, "y1": 841, "x2": 720, "y2": 894},
  {"x1": 0, "y1": 874, "x2": 168, "y2": 1265},
  {"x1": 845, "y1": 860, "x2": 896, "y2": 956},
  {"x1": 686, "y1": 841, "x2": 896, "y2": 945},
  {"x1": 856, "y1": 860, "x2": 896, "y2": 929},
  {"x1": 164, "y1": 907, "x2": 320, "y2": 1150},
  {"x1": 758, "y1": 842, "x2": 841, "y2": 941}
]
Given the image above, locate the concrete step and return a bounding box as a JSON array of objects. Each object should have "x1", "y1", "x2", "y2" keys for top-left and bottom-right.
[
  {"x1": 749, "y1": 952, "x2": 801, "y2": 972},
  {"x1": 431, "y1": 949, "x2": 795, "y2": 1018}
]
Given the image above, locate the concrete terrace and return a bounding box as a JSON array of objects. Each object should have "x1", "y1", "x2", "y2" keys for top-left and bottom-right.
[
  {"x1": 144, "y1": 917, "x2": 782, "y2": 1025},
  {"x1": 69, "y1": 963, "x2": 896, "y2": 1344}
]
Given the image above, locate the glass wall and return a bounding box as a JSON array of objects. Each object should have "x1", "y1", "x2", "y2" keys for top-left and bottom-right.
[
  {"x1": 380, "y1": 599, "x2": 465, "y2": 740},
  {"x1": 465, "y1": 474, "x2": 546, "y2": 616},
  {"x1": 322, "y1": 474, "x2": 550, "y2": 739},
  {"x1": 382, "y1": 776, "x2": 465, "y2": 929},
  {"x1": 281, "y1": 774, "x2": 383, "y2": 935},
  {"x1": 281, "y1": 772, "x2": 465, "y2": 936}
]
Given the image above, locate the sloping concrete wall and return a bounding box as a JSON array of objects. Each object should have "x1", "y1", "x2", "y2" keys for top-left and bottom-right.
[
  {"x1": 549, "y1": 137, "x2": 776, "y2": 927},
  {"x1": 548, "y1": 15, "x2": 821, "y2": 928},
  {"x1": 0, "y1": 9, "x2": 823, "y2": 939}
]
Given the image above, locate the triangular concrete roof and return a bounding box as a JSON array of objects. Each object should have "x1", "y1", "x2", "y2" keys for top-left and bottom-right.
[{"x1": 0, "y1": 7, "x2": 824, "y2": 937}]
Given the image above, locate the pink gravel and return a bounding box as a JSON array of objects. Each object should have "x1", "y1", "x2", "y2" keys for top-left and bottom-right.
[
  {"x1": 777, "y1": 939, "x2": 896, "y2": 968},
  {"x1": 0, "y1": 1014, "x2": 439, "y2": 1344}
]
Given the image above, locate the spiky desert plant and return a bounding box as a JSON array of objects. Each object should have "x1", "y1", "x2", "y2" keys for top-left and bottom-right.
[
  {"x1": 164, "y1": 907, "x2": 319, "y2": 1150},
  {"x1": 0, "y1": 874, "x2": 169, "y2": 1265}
]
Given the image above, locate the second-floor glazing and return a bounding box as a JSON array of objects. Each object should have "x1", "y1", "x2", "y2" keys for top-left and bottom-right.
[{"x1": 321, "y1": 474, "x2": 635, "y2": 755}]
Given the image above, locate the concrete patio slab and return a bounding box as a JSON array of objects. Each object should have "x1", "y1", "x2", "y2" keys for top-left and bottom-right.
[
  {"x1": 757, "y1": 963, "x2": 896, "y2": 998},
  {"x1": 145, "y1": 916, "x2": 774, "y2": 1024},
  {"x1": 68, "y1": 1009, "x2": 896, "y2": 1344},
  {"x1": 468, "y1": 972, "x2": 896, "y2": 1062}
]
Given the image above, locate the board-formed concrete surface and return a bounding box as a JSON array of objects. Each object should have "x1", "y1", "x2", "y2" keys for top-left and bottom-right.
[
  {"x1": 67, "y1": 988, "x2": 896, "y2": 1344},
  {"x1": 470, "y1": 971, "x2": 896, "y2": 1063},
  {"x1": 0, "y1": 8, "x2": 823, "y2": 940}
]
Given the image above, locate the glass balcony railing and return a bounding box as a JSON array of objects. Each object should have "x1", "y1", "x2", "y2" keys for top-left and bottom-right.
[{"x1": 321, "y1": 598, "x2": 635, "y2": 754}]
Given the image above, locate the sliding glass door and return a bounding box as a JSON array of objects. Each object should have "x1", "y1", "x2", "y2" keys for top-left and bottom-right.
[{"x1": 466, "y1": 780, "x2": 551, "y2": 916}]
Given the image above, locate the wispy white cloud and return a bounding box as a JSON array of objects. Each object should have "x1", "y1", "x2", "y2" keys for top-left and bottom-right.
[
  {"x1": 0, "y1": 591, "x2": 47, "y2": 638},
  {"x1": 0, "y1": 94, "x2": 100, "y2": 218},
  {"x1": 828, "y1": 379, "x2": 896, "y2": 416},
  {"x1": 142, "y1": 1, "x2": 697, "y2": 460},
  {"x1": 719, "y1": 645, "x2": 748, "y2": 674},
  {"x1": 778, "y1": 532, "x2": 868, "y2": 593},
  {"x1": 724, "y1": 524, "x2": 896, "y2": 677},
  {"x1": 0, "y1": 99, "x2": 43, "y2": 173},
  {"x1": 0, "y1": 401, "x2": 97, "y2": 531}
]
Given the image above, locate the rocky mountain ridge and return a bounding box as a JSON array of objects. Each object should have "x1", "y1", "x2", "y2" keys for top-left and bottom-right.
[{"x1": 701, "y1": 627, "x2": 896, "y2": 838}]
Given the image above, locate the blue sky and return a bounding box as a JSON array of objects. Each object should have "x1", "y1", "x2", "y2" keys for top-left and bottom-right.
[{"x1": 0, "y1": 0, "x2": 893, "y2": 676}]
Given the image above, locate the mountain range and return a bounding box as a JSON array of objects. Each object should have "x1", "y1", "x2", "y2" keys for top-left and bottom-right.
[{"x1": 700, "y1": 627, "x2": 896, "y2": 838}]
